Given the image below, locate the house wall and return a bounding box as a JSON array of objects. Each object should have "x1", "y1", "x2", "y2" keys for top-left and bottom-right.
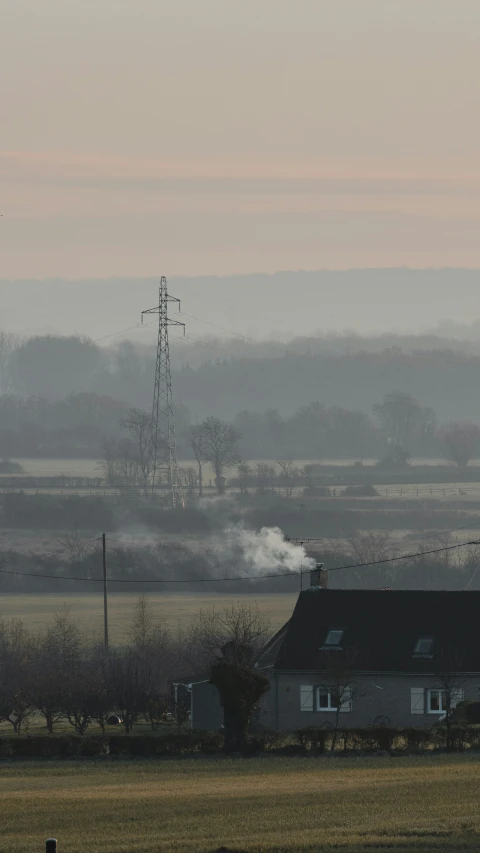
[
  {"x1": 191, "y1": 682, "x2": 224, "y2": 731},
  {"x1": 274, "y1": 672, "x2": 480, "y2": 731}
]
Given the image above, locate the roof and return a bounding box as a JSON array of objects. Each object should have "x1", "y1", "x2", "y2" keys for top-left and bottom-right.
[{"x1": 275, "y1": 589, "x2": 480, "y2": 673}]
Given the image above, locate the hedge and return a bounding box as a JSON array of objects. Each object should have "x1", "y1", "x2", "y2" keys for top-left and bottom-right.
[{"x1": 1, "y1": 727, "x2": 480, "y2": 758}]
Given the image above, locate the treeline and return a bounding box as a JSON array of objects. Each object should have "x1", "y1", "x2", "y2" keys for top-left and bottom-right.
[
  {"x1": 2, "y1": 387, "x2": 480, "y2": 468},
  {"x1": 6, "y1": 330, "x2": 480, "y2": 425},
  {"x1": 0, "y1": 599, "x2": 267, "y2": 737}
]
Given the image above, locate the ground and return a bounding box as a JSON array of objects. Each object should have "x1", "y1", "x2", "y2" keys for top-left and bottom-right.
[
  {"x1": 0, "y1": 592, "x2": 297, "y2": 642},
  {"x1": 3, "y1": 754, "x2": 480, "y2": 852}
]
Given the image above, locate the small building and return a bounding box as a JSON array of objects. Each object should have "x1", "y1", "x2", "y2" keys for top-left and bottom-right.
[{"x1": 184, "y1": 570, "x2": 480, "y2": 731}]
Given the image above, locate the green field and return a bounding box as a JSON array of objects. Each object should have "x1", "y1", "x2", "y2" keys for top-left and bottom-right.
[
  {"x1": 0, "y1": 592, "x2": 297, "y2": 642},
  {"x1": 3, "y1": 754, "x2": 480, "y2": 852}
]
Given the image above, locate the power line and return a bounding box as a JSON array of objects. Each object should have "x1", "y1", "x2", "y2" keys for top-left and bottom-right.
[
  {"x1": 326, "y1": 539, "x2": 480, "y2": 573},
  {"x1": 1, "y1": 537, "x2": 479, "y2": 585}
]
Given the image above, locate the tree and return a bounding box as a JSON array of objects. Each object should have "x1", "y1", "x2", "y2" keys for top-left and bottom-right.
[
  {"x1": 255, "y1": 462, "x2": 276, "y2": 495},
  {"x1": 439, "y1": 422, "x2": 480, "y2": 468},
  {"x1": 277, "y1": 459, "x2": 299, "y2": 497},
  {"x1": 0, "y1": 618, "x2": 34, "y2": 733},
  {"x1": 189, "y1": 424, "x2": 208, "y2": 497},
  {"x1": 431, "y1": 648, "x2": 466, "y2": 751},
  {"x1": 191, "y1": 603, "x2": 271, "y2": 663},
  {"x1": 31, "y1": 608, "x2": 83, "y2": 733},
  {"x1": 120, "y1": 408, "x2": 156, "y2": 493},
  {"x1": 10, "y1": 335, "x2": 103, "y2": 399},
  {"x1": 236, "y1": 461, "x2": 253, "y2": 494},
  {"x1": 210, "y1": 653, "x2": 270, "y2": 752},
  {"x1": 179, "y1": 466, "x2": 199, "y2": 498},
  {"x1": 128, "y1": 596, "x2": 175, "y2": 730},
  {"x1": 197, "y1": 417, "x2": 242, "y2": 494},
  {"x1": 319, "y1": 646, "x2": 363, "y2": 750},
  {"x1": 195, "y1": 603, "x2": 271, "y2": 753},
  {"x1": 107, "y1": 650, "x2": 150, "y2": 734},
  {"x1": 373, "y1": 391, "x2": 426, "y2": 455}
]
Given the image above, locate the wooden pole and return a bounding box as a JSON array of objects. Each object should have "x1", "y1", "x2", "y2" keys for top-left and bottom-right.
[{"x1": 102, "y1": 533, "x2": 109, "y2": 655}]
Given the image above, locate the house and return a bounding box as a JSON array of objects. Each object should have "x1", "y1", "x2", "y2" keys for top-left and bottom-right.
[{"x1": 179, "y1": 568, "x2": 480, "y2": 731}]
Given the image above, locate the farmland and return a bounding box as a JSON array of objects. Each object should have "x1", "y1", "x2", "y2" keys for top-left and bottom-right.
[
  {"x1": 3, "y1": 754, "x2": 480, "y2": 852},
  {"x1": 0, "y1": 592, "x2": 296, "y2": 642}
]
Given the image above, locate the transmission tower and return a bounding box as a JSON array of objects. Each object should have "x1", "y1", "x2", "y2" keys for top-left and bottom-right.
[{"x1": 141, "y1": 277, "x2": 185, "y2": 507}]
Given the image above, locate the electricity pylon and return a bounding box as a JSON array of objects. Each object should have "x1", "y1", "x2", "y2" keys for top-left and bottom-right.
[{"x1": 141, "y1": 277, "x2": 185, "y2": 507}]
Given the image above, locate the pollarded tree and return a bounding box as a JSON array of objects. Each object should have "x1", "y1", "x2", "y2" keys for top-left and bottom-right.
[
  {"x1": 201, "y1": 605, "x2": 271, "y2": 753},
  {"x1": 439, "y1": 422, "x2": 480, "y2": 468}
]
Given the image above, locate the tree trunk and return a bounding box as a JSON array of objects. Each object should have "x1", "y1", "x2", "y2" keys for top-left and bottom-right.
[{"x1": 197, "y1": 462, "x2": 203, "y2": 497}]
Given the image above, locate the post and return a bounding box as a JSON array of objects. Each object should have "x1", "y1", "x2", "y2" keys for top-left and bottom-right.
[
  {"x1": 102, "y1": 533, "x2": 109, "y2": 655},
  {"x1": 46, "y1": 840, "x2": 57, "y2": 853}
]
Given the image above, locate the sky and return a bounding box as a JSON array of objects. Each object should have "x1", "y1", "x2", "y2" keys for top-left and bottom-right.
[{"x1": 2, "y1": 0, "x2": 480, "y2": 278}]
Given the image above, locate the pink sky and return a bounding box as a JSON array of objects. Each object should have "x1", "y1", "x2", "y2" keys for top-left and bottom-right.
[{"x1": 2, "y1": 0, "x2": 480, "y2": 277}]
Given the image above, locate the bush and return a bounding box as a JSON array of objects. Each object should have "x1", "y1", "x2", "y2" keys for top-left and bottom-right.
[
  {"x1": 343, "y1": 484, "x2": 378, "y2": 497},
  {"x1": 296, "y1": 727, "x2": 327, "y2": 754},
  {"x1": 0, "y1": 459, "x2": 23, "y2": 474}
]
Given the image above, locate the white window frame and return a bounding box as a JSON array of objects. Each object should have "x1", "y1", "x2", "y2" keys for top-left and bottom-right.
[
  {"x1": 315, "y1": 686, "x2": 352, "y2": 713},
  {"x1": 316, "y1": 686, "x2": 337, "y2": 711},
  {"x1": 427, "y1": 688, "x2": 446, "y2": 714}
]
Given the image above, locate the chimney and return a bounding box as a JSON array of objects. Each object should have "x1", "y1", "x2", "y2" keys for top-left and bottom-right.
[{"x1": 309, "y1": 562, "x2": 327, "y2": 588}]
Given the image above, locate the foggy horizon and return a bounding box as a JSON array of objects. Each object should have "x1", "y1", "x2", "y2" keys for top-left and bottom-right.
[{"x1": 3, "y1": 268, "x2": 480, "y2": 343}]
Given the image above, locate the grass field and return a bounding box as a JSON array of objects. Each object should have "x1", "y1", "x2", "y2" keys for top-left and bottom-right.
[
  {"x1": 0, "y1": 592, "x2": 296, "y2": 641},
  {"x1": 3, "y1": 754, "x2": 480, "y2": 852}
]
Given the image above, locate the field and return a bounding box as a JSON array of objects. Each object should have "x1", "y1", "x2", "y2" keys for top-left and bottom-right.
[
  {"x1": 0, "y1": 592, "x2": 297, "y2": 641},
  {"x1": 3, "y1": 754, "x2": 480, "y2": 852}
]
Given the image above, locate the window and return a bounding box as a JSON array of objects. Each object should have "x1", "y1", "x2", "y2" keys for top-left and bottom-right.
[
  {"x1": 414, "y1": 637, "x2": 434, "y2": 657},
  {"x1": 315, "y1": 686, "x2": 352, "y2": 712},
  {"x1": 427, "y1": 689, "x2": 446, "y2": 713},
  {"x1": 322, "y1": 629, "x2": 344, "y2": 649},
  {"x1": 317, "y1": 687, "x2": 337, "y2": 710}
]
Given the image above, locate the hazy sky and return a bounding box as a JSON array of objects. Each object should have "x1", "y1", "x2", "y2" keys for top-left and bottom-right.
[{"x1": 2, "y1": 0, "x2": 480, "y2": 277}]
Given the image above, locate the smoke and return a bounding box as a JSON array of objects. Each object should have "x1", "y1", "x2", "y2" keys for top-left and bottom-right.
[{"x1": 219, "y1": 525, "x2": 316, "y2": 575}]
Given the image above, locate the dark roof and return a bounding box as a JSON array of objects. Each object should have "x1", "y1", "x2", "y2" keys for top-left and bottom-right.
[{"x1": 275, "y1": 589, "x2": 480, "y2": 673}]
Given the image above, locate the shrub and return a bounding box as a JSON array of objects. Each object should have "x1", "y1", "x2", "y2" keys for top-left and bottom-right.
[
  {"x1": 343, "y1": 484, "x2": 378, "y2": 497},
  {"x1": 295, "y1": 727, "x2": 327, "y2": 754}
]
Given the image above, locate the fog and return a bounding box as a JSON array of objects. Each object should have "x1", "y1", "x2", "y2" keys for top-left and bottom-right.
[{"x1": 2, "y1": 269, "x2": 480, "y2": 342}]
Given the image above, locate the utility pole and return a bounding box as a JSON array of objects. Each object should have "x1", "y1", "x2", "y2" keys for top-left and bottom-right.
[
  {"x1": 142, "y1": 277, "x2": 185, "y2": 507},
  {"x1": 102, "y1": 533, "x2": 109, "y2": 655}
]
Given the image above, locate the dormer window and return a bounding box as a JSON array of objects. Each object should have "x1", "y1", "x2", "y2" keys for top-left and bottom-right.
[
  {"x1": 414, "y1": 637, "x2": 434, "y2": 657},
  {"x1": 322, "y1": 629, "x2": 344, "y2": 650}
]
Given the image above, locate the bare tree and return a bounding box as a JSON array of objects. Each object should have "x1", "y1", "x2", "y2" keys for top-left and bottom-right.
[
  {"x1": 32, "y1": 608, "x2": 83, "y2": 733},
  {"x1": 277, "y1": 459, "x2": 299, "y2": 497},
  {"x1": 0, "y1": 618, "x2": 34, "y2": 734},
  {"x1": 255, "y1": 462, "x2": 276, "y2": 495},
  {"x1": 121, "y1": 408, "x2": 156, "y2": 493},
  {"x1": 196, "y1": 417, "x2": 242, "y2": 493},
  {"x1": 373, "y1": 391, "x2": 433, "y2": 457},
  {"x1": 189, "y1": 424, "x2": 208, "y2": 497},
  {"x1": 439, "y1": 422, "x2": 480, "y2": 468},
  {"x1": 237, "y1": 461, "x2": 253, "y2": 494},
  {"x1": 190, "y1": 603, "x2": 271, "y2": 666},
  {"x1": 319, "y1": 646, "x2": 363, "y2": 750},
  {"x1": 196, "y1": 604, "x2": 271, "y2": 752},
  {"x1": 431, "y1": 648, "x2": 466, "y2": 751},
  {"x1": 180, "y1": 466, "x2": 199, "y2": 498}
]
